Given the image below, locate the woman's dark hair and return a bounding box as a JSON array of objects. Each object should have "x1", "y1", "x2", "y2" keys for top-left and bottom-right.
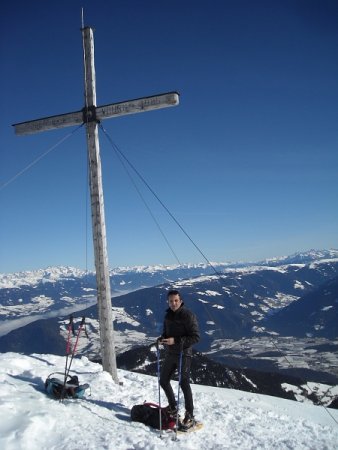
[{"x1": 167, "y1": 289, "x2": 181, "y2": 300}]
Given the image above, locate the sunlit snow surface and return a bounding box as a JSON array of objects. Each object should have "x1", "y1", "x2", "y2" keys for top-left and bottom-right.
[{"x1": 0, "y1": 352, "x2": 337, "y2": 450}]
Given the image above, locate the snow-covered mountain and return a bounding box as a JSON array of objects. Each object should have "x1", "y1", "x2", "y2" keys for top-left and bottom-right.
[
  {"x1": 256, "y1": 248, "x2": 338, "y2": 266},
  {"x1": 0, "y1": 262, "x2": 237, "y2": 330},
  {"x1": 2, "y1": 248, "x2": 338, "y2": 290},
  {"x1": 2, "y1": 253, "x2": 338, "y2": 345},
  {"x1": 263, "y1": 276, "x2": 338, "y2": 338}
]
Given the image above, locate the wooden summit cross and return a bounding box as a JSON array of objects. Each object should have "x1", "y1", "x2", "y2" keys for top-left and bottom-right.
[{"x1": 13, "y1": 27, "x2": 179, "y2": 383}]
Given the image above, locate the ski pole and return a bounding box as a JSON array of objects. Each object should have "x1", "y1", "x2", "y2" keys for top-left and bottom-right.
[
  {"x1": 61, "y1": 315, "x2": 74, "y2": 401},
  {"x1": 61, "y1": 317, "x2": 85, "y2": 401},
  {"x1": 173, "y1": 343, "x2": 184, "y2": 441},
  {"x1": 156, "y1": 340, "x2": 163, "y2": 438},
  {"x1": 66, "y1": 317, "x2": 85, "y2": 378}
]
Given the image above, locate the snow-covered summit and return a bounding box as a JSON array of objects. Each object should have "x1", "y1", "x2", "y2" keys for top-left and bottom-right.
[
  {"x1": 0, "y1": 266, "x2": 88, "y2": 289},
  {"x1": 0, "y1": 352, "x2": 337, "y2": 449},
  {"x1": 258, "y1": 249, "x2": 338, "y2": 266}
]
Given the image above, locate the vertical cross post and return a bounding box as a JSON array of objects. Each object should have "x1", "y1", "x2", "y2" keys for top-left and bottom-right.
[{"x1": 82, "y1": 27, "x2": 118, "y2": 382}]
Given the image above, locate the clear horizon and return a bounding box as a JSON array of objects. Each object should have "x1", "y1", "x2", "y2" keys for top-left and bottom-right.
[{"x1": 1, "y1": 247, "x2": 337, "y2": 276}]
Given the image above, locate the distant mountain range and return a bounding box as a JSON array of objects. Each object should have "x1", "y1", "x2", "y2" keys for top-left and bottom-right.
[
  {"x1": 116, "y1": 345, "x2": 338, "y2": 409},
  {"x1": 0, "y1": 249, "x2": 337, "y2": 405},
  {"x1": 1, "y1": 249, "x2": 338, "y2": 342},
  {"x1": 2, "y1": 248, "x2": 338, "y2": 290}
]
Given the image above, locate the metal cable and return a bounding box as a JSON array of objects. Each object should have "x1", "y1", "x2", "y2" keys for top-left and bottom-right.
[{"x1": 0, "y1": 124, "x2": 83, "y2": 191}]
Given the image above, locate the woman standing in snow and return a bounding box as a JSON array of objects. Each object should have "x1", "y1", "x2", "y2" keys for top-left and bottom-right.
[{"x1": 158, "y1": 289, "x2": 200, "y2": 430}]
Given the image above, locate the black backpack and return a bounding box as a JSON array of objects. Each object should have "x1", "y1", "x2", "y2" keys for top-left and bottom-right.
[{"x1": 131, "y1": 402, "x2": 176, "y2": 430}]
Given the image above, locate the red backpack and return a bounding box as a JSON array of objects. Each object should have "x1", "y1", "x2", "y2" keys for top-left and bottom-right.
[{"x1": 131, "y1": 402, "x2": 176, "y2": 430}]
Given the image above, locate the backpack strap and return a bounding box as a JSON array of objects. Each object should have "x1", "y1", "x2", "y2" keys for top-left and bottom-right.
[{"x1": 143, "y1": 402, "x2": 167, "y2": 410}]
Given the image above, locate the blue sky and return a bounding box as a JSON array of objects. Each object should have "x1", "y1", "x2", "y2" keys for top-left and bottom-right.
[{"x1": 1, "y1": 0, "x2": 338, "y2": 273}]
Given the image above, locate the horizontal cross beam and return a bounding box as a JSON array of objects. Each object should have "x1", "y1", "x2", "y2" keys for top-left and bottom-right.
[{"x1": 12, "y1": 91, "x2": 179, "y2": 136}]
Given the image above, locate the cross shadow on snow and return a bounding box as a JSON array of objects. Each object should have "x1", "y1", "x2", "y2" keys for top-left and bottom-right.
[
  {"x1": 84, "y1": 398, "x2": 130, "y2": 415},
  {"x1": 29, "y1": 354, "x2": 56, "y2": 367},
  {"x1": 8, "y1": 373, "x2": 45, "y2": 393},
  {"x1": 79, "y1": 399, "x2": 132, "y2": 425}
]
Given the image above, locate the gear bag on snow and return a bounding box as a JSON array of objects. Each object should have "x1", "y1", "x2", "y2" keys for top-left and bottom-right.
[
  {"x1": 130, "y1": 402, "x2": 176, "y2": 430},
  {"x1": 45, "y1": 372, "x2": 90, "y2": 399}
]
